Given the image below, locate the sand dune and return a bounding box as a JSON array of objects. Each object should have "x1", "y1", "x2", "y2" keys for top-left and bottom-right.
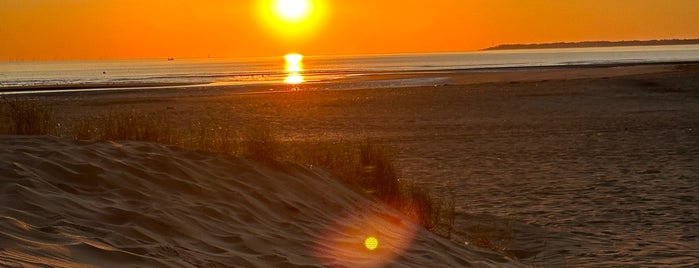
[{"x1": 0, "y1": 135, "x2": 523, "y2": 267}]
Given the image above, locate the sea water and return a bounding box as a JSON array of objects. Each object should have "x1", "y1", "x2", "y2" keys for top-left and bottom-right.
[{"x1": 1, "y1": 45, "x2": 699, "y2": 90}]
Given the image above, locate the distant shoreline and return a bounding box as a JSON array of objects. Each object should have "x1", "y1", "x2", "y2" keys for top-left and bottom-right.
[
  {"x1": 483, "y1": 38, "x2": 699, "y2": 51},
  {"x1": 3, "y1": 61, "x2": 697, "y2": 97}
]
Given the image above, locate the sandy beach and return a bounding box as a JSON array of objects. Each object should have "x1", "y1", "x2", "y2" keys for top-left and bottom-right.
[{"x1": 1, "y1": 63, "x2": 698, "y2": 267}]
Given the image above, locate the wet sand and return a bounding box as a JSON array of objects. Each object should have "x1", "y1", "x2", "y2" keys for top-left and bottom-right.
[{"x1": 3, "y1": 63, "x2": 698, "y2": 266}]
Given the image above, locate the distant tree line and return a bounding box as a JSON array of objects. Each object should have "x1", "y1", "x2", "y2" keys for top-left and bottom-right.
[{"x1": 483, "y1": 38, "x2": 699, "y2": 50}]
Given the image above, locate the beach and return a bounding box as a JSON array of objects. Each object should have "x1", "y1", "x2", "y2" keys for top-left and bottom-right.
[{"x1": 1, "y1": 63, "x2": 698, "y2": 267}]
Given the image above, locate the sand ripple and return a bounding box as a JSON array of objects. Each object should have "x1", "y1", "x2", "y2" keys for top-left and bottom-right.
[{"x1": 0, "y1": 136, "x2": 522, "y2": 267}]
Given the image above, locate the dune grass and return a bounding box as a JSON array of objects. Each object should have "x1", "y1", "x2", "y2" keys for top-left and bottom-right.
[
  {"x1": 241, "y1": 125, "x2": 278, "y2": 162},
  {"x1": 0, "y1": 97, "x2": 454, "y2": 236},
  {"x1": 282, "y1": 140, "x2": 456, "y2": 235},
  {"x1": 69, "y1": 110, "x2": 244, "y2": 156},
  {"x1": 0, "y1": 96, "x2": 57, "y2": 135},
  {"x1": 72, "y1": 111, "x2": 175, "y2": 143}
]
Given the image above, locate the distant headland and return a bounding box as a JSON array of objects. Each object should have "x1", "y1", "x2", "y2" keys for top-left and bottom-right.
[{"x1": 483, "y1": 38, "x2": 699, "y2": 51}]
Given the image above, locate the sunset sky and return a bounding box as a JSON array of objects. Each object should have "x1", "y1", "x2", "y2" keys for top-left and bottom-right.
[{"x1": 1, "y1": 0, "x2": 698, "y2": 61}]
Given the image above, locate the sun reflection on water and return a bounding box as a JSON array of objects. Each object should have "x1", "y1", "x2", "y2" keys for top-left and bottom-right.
[
  {"x1": 284, "y1": 53, "x2": 305, "y2": 84},
  {"x1": 285, "y1": 73, "x2": 304, "y2": 84}
]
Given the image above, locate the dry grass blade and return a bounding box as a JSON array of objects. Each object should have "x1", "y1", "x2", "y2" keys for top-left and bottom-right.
[
  {"x1": 1, "y1": 101, "x2": 455, "y2": 237},
  {"x1": 0, "y1": 96, "x2": 56, "y2": 135},
  {"x1": 241, "y1": 124, "x2": 278, "y2": 162}
]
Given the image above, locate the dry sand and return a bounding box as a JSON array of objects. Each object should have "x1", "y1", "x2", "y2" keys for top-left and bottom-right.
[
  {"x1": 0, "y1": 136, "x2": 521, "y2": 267},
  {"x1": 1, "y1": 63, "x2": 698, "y2": 267}
]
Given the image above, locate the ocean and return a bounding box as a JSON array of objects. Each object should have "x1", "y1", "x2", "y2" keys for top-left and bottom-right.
[{"x1": 1, "y1": 45, "x2": 699, "y2": 91}]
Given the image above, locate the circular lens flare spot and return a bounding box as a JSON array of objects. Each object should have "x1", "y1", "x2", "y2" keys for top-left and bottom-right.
[{"x1": 365, "y1": 236, "x2": 379, "y2": 251}]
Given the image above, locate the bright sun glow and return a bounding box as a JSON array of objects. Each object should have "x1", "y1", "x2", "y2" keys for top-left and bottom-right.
[
  {"x1": 258, "y1": 0, "x2": 326, "y2": 38},
  {"x1": 365, "y1": 236, "x2": 379, "y2": 251},
  {"x1": 274, "y1": 0, "x2": 311, "y2": 22}
]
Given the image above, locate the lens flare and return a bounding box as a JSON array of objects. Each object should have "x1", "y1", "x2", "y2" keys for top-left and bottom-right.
[
  {"x1": 310, "y1": 204, "x2": 418, "y2": 266},
  {"x1": 364, "y1": 236, "x2": 379, "y2": 250}
]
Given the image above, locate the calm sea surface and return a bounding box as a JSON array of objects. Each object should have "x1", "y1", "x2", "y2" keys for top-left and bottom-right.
[{"x1": 1, "y1": 45, "x2": 699, "y2": 89}]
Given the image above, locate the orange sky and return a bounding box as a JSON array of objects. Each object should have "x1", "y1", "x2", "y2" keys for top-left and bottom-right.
[{"x1": 1, "y1": 0, "x2": 698, "y2": 61}]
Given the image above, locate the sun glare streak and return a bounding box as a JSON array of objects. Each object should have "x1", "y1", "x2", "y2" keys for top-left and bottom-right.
[{"x1": 284, "y1": 53, "x2": 305, "y2": 84}]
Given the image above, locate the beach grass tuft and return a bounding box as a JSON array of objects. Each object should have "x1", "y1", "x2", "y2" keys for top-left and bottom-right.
[
  {"x1": 0, "y1": 96, "x2": 56, "y2": 135},
  {"x1": 1, "y1": 99, "x2": 455, "y2": 236},
  {"x1": 357, "y1": 142, "x2": 401, "y2": 201},
  {"x1": 282, "y1": 140, "x2": 456, "y2": 235},
  {"x1": 241, "y1": 124, "x2": 278, "y2": 162},
  {"x1": 185, "y1": 119, "x2": 240, "y2": 155},
  {"x1": 74, "y1": 111, "x2": 174, "y2": 143},
  {"x1": 465, "y1": 224, "x2": 517, "y2": 259}
]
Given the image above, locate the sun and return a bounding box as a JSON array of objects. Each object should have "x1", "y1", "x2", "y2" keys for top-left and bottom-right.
[
  {"x1": 274, "y1": 0, "x2": 311, "y2": 22},
  {"x1": 257, "y1": 0, "x2": 326, "y2": 38}
]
